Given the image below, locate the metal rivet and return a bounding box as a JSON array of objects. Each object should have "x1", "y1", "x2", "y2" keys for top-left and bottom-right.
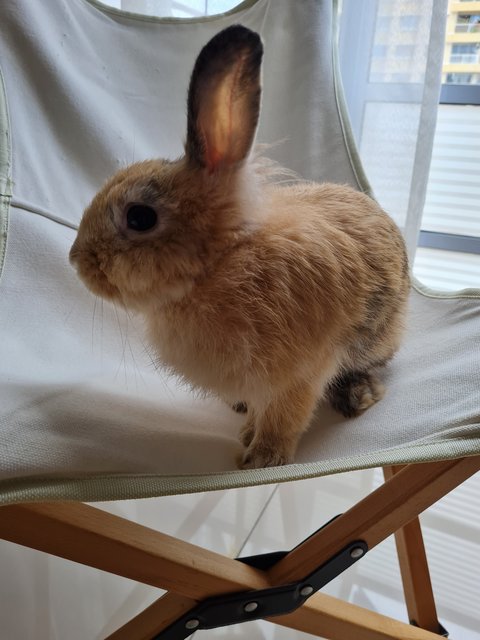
[
  {"x1": 185, "y1": 618, "x2": 200, "y2": 630},
  {"x1": 350, "y1": 546, "x2": 364, "y2": 559},
  {"x1": 244, "y1": 601, "x2": 259, "y2": 613},
  {"x1": 300, "y1": 585, "x2": 314, "y2": 597}
]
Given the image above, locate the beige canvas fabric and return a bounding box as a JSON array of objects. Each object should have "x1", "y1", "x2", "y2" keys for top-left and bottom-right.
[{"x1": 0, "y1": 0, "x2": 479, "y2": 505}]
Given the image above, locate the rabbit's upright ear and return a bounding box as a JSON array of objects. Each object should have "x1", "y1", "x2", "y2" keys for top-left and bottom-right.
[{"x1": 186, "y1": 25, "x2": 263, "y2": 172}]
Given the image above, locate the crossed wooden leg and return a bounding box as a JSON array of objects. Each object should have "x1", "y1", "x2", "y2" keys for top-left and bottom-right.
[
  {"x1": 384, "y1": 465, "x2": 442, "y2": 634},
  {"x1": 0, "y1": 456, "x2": 478, "y2": 640}
]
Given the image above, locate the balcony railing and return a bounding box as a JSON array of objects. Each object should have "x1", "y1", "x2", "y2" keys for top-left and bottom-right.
[
  {"x1": 449, "y1": 53, "x2": 480, "y2": 63},
  {"x1": 454, "y1": 23, "x2": 480, "y2": 33}
]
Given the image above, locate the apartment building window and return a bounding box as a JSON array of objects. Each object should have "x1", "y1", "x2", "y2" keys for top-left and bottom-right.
[
  {"x1": 372, "y1": 44, "x2": 389, "y2": 57},
  {"x1": 450, "y1": 43, "x2": 479, "y2": 63},
  {"x1": 446, "y1": 72, "x2": 480, "y2": 82},
  {"x1": 395, "y1": 44, "x2": 415, "y2": 58},
  {"x1": 455, "y1": 14, "x2": 480, "y2": 32},
  {"x1": 399, "y1": 15, "x2": 420, "y2": 31}
]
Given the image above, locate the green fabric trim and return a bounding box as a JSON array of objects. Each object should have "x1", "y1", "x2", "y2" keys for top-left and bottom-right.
[
  {"x1": 1, "y1": 439, "x2": 479, "y2": 505},
  {"x1": 0, "y1": 196, "x2": 8, "y2": 281},
  {"x1": 0, "y1": 66, "x2": 11, "y2": 282},
  {"x1": 412, "y1": 275, "x2": 480, "y2": 300},
  {"x1": 83, "y1": 0, "x2": 262, "y2": 24}
]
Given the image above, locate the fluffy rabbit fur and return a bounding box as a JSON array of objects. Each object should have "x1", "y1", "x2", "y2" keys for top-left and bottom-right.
[{"x1": 70, "y1": 25, "x2": 409, "y2": 469}]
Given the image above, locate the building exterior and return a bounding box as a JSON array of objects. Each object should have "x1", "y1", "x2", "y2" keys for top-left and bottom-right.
[
  {"x1": 443, "y1": 0, "x2": 480, "y2": 84},
  {"x1": 368, "y1": 0, "x2": 433, "y2": 84}
]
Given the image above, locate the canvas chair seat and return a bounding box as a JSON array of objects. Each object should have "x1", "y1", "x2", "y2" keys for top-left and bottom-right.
[
  {"x1": 0, "y1": 1, "x2": 479, "y2": 639},
  {"x1": 1, "y1": 214, "x2": 479, "y2": 502}
]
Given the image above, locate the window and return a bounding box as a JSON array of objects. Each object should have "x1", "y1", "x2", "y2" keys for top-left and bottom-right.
[
  {"x1": 340, "y1": 0, "x2": 480, "y2": 291},
  {"x1": 395, "y1": 44, "x2": 415, "y2": 58},
  {"x1": 372, "y1": 44, "x2": 388, "y2": 57},
  {"x1": 415, "y1": 2, "x2": 480, "y2": 291},
  {"x1": 400, "y1": 15, "x2": 420, "y2": 31},
  {"x1": 455, "y1": 14, "x2": 480, "y2": 32},
  {"x1": 450, "y1": 43, "x2": 479, "y2": 64},
  {"x1": 445, "y1": 72, "x2": 480, "y2": 84}
]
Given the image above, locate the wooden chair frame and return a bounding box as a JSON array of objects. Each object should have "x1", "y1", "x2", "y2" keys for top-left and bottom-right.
[{"x1": 1, "y1": 457, "x2": 479, "y2": 640}]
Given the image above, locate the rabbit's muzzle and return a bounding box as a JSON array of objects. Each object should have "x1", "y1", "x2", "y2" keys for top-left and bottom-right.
[{"x1": 69, "y1": 242, "x2": 120, "y2": 301}]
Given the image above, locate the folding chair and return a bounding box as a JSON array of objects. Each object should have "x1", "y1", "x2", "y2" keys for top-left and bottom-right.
[{"x1": 1, "y1": 1, "x2": 479, "y2": 638}]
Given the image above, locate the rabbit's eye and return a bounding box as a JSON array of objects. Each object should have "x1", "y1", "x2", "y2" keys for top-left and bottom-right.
[{"x1": 126, "y1": 205, "x2": 157, "y2": 232}]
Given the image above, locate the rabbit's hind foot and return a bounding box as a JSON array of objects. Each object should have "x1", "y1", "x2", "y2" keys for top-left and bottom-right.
[{"x1": 327, "y1": 370, "x2": 384, "y2": 418}]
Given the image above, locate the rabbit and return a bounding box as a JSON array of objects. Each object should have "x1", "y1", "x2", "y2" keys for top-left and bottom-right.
[{"x1": 69, "y1": 25, "x2": 409, "y2": 469}]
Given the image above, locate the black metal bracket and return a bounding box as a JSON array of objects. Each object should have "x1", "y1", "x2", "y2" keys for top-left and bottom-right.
[
  {"x1": 151, "y1": 511, "x2": 450, "y2": 639},
  {"x1": 153, "y1": 515, "x2": 368, "y2": 640}
]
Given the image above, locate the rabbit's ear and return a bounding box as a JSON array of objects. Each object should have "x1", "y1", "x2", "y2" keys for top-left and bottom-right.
[{"x1": 186, "y1": 25, "x2": 263, "y2": 172}]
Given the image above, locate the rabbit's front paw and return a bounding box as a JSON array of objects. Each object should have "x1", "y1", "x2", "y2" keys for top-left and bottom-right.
[{"x1": 240, "y1": 441, "x2": 294, "y2": 469}]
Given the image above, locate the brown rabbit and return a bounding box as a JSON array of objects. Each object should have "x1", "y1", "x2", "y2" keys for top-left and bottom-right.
[{"x1": 70, "y1": 25, "x2": 409, "y2": 469}]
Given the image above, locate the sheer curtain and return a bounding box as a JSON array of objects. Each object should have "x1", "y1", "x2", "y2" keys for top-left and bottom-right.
[{"x1": 338, "y1": 0, "x2": 448, "y2": 260}]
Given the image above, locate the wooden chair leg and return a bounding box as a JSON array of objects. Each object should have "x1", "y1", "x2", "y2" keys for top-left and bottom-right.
[
  {"x1": 1, "y1": 457, "x2": 478, "y2": 639},
  {"x1": 384, "y1": 466, "x2": 441, "y2": 634},
  {"x1": 267, "y1": 456, "x2": 480, "y2": 585},
  {"x1": 0, "y1": 501, "x2": 270, "y2": 597},
  {"x1": 276, "y1": 591, "x2": 445, "y2": 640},
  {"x1": 105, "y1": 593, "x2": 195, "y2": 640},
  {"x1": 105, "y1": 457, "x2": 479, "y2": 639},
  {"x1": 107, "y1": 588, "x2": 444, "y2": 640}
]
